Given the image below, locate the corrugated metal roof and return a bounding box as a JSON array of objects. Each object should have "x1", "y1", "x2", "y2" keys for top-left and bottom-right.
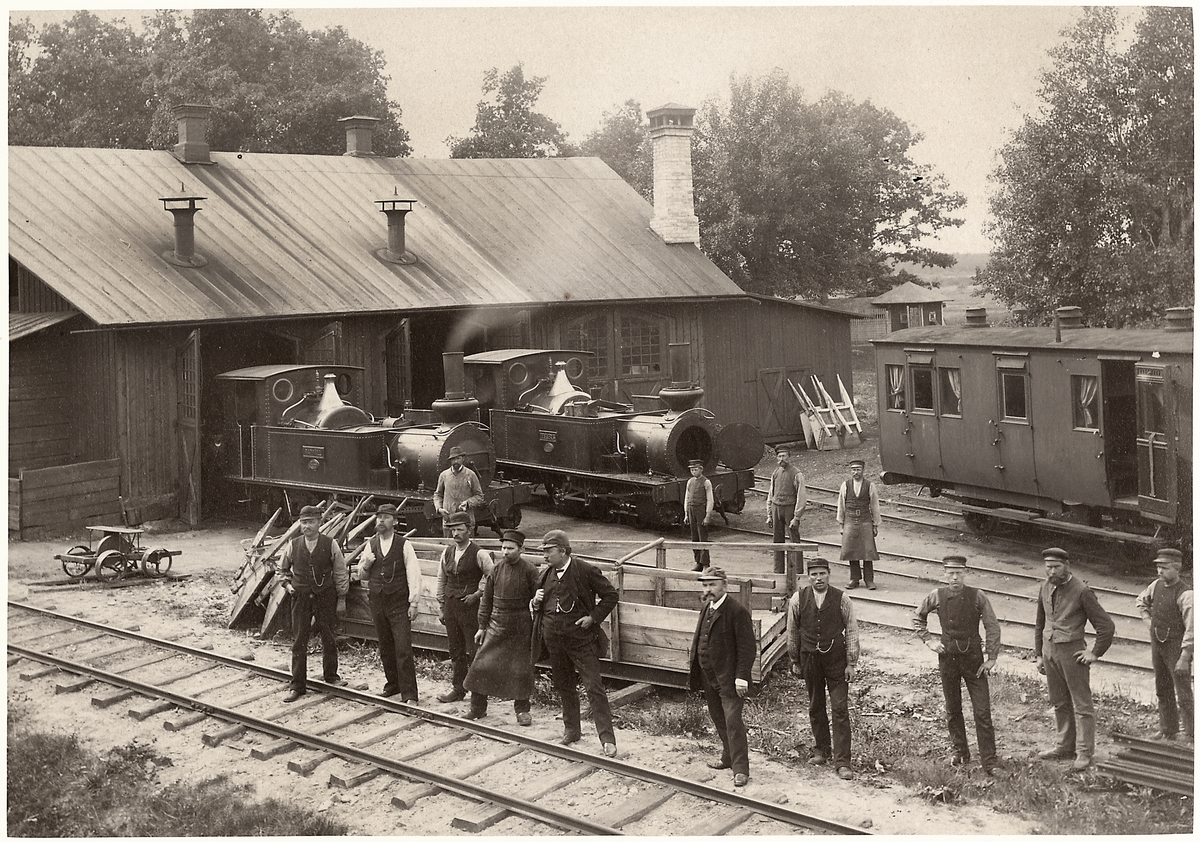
[
  {"x1": 871, "y1": 281, "x2": 945, "y2": 305},
  {"x1": 745, "y1": 293, "x2": 863, "y2": 319},
  {"x1": 9, "y1": 148, "x2": 747, "y2": 327},
  {"x1": 9, "y1": 310, "x2": 80, "y2": 341},
  {"x1": 874, "y1": 325, "x2": 1193, "y2": 355}
]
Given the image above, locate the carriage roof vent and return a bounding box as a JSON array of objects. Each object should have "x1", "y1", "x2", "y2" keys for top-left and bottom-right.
[
  {"x1": 1163, "y1": 306, "x2": 1193, "y2": 332},
  {"x1": 964, "y1": 307, "x2": 989, "y2": 327},
  {"x1": 1055, "y1": 306, "x2": 1084, "y2": 328}
]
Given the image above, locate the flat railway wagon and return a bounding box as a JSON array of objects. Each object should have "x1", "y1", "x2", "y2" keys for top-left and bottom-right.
[
  {"x1": 214, "y1": 362, "x2": 529, "y2": 536},
  {"x1": 874, "y1": 306, "x2": 1192, "y2": 558},
  {"x1": 463, "y1": 344, "x2": 764, "y2": 527}
]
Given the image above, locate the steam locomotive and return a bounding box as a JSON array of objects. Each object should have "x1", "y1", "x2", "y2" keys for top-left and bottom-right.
[{"x1": 464, "y1": 344, "x2": 763, "y2": 526}]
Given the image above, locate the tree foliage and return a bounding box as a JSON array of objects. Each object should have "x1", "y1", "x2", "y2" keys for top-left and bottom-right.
[
  {"x1": 977, "y1": 7, "x2": 1193, "y2": 326},
  {"x1": 693, "y1": 70, "x2": 964, "y2": 300},
  {"x1": 448, "y1": 64, "x2": 573, "y2": 158},
  {"x1": 579, "y1": 99, "x2": 652, "y2": 201},
  {"x1": 9, "y1": 9, "x2": 410, "y2": 156}
]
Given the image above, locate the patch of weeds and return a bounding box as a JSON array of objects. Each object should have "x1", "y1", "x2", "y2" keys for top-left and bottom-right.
[{"x1": 619, "y1": 688, "x2": 713, "y2": 739}]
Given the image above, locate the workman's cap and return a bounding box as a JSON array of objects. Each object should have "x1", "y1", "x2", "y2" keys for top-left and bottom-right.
[
  {"x1": 1042, "y1": 547, "x2": 1070, "y2": 563},
  {"x1": 848, "y1": 458, "x2": 866, "y2": 468},
  {"x1": 807, "y1": 557, "x2": 831, "y2": 572},
  {"x1": 375, "y1": 503, "x2": 398, "y2": 517},
  {"x1": 298, "y1": 505, "x2": 323, "y2": 519},
  {"x1": 698, "y1": 566, "x2": 727, "y2": 581},
  {"x1": 774, "y1": 444, "x2": 791, "y2": 454},
  {"x1": 1155, "y1": 548, "x2": 1184, "y2": 565},
  {"x1": 448, "y1": 446, "x2": 466, "y2": 458},
  {"x1": 444, "y1": 511, "x2": 472, "y2": 527},
  {"x1": 540, "y1": 530, "x2": 571, "y2": 551},
  {"x1": 501, "y1": 529, "x2": 525, "y2": 546},
  {"x1": 942, "y1": 555, "x2": 968, "y2": 569},
  {"x1": 688, "y1": 459, "x2": 705, "y2": 468}
]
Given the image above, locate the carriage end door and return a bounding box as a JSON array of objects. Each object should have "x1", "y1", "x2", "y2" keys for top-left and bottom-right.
[{"x1": 1135, "y1": 364, "x2": 1178, "y2": 522}]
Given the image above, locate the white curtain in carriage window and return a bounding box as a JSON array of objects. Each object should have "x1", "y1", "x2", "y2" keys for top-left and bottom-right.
[
  {"x1": 887, "y1": 365, "x2": 905, "y2": 409},
  {"x1": 942, "y1": 367, "x2": 961, "y2": 415},
  {"x1": 1074, "y1": 374, "x2": 1099, "y2": 429}
]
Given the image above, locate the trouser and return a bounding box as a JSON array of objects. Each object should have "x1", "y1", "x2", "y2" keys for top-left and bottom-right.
[
  {"x1": 544, "y1": 619, "x2": 614, "y2": 745},
  {"x1": 770, "y1": 503, "x2": 802, "y2": 574},
  {"x1": 470, "y1": 694, "x2": 531, "y2": 715},
  {"x1": 701, "y1": 666, "x2": 749, "y2": 776},
  {"x1": 848, "y1": 559, "x2": 875, "y2": 584},
  {"x1": 369, "y1": 589, "x2": 418, "y2": 701},
  {"x1": 939, "y1": 647, "x2": 997, "y2": 766},
  {"x1": 1151, "y1": 636, "x2": 1194, "y2": 738},
  {"x1": 688, "y1": 505, "x2": 710, "y2": 570},
  {"x1": 1043, "y1": 639, "x2": 1095, "y2": 759},
  {"x1": 443, "y1": 594, "x2": 480, "y2": 693},
  {"x1": 800, "y1": 649, "x2": 851, "y2": 766},
  {"x1": 290, "y1": 587, "x2": 339, "y2": 690}
]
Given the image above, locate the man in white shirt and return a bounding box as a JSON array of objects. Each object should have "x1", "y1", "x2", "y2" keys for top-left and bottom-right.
[{"x1": 356, "y1": 503, "x2": 422, "y2": 702}]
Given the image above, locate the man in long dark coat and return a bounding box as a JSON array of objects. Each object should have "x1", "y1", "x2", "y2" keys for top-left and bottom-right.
[
  {"x1": 689, "y1": 566, "x2": 756, "y2": 787},
  {"x1": 462, "y1": 529, "x2": 540, "y2": 724}
]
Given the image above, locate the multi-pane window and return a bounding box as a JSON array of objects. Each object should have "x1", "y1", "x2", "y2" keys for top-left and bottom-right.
[
  {"x1": 885, "y1": 365, "x2": 906, "y2": 410},
  {"x1": 911, "y1": 364, "x2": 934, "y2": 411},
  {"x1": 566, "y1": 315, "x2": 609, "y2": 379},
  {"x1": 491, "y1": 311, "x2": 529, "y2": 349},
  {"x1": 1071, "y1": 374, "x2": 1099, "y2": 430},
  {"x1": 939, "y1": 368, "x2": 962, "y2": 416},
  {"x1": 619, "y1": 315, "x2": 661, "y2": 376}
]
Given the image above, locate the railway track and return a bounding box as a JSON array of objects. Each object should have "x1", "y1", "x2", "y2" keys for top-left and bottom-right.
[{"x1": 7, "y1": 601, "x2": 866, "y2": 836}]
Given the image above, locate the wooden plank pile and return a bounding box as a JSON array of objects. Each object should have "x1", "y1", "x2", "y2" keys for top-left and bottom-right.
[
  {"x1": 788, "y1": 375, "x2": 863, "y2": 451},
  {"x1": 1097, "y1": 732, "x2": 1194, "y2": 795}
]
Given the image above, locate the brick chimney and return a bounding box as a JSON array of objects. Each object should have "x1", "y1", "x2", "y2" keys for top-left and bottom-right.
[
  {"x1": 339, "y1": 115, "x2": 379, "y2": 157},
  {"x1": 647, "y1": 103, "x2": 700, "y2": 245},
  {"x1": 171, "y1": 103, "x2": 213, "y2": 165}
]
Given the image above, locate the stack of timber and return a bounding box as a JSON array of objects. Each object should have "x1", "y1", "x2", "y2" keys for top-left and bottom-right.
[
  {"x1": 230, "y1": 502, "x2": 813, "y2": 688},
  {"x1": 1097, "y1": 732, "x2": 1194, "y2": 795},
  {"x1": 789, "y1": 375, "x2": 863, "y2": 451}
]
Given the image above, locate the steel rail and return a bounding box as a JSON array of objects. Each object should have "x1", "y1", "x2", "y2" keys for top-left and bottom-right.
[{"x1": 8, "y1": 602, "x2": 868, "y2": 836}]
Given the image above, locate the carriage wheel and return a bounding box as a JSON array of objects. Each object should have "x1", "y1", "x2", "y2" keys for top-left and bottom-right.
[
  {"x1": 95, "y1": 549, "x2": 126, "y2": 582},
  {"x1": 141, "y1": 548, "x2": 173, "y2": 578},
  {"x1": 962, "y1": 511, "x2": 999, "y2": 536},
  {"x1": 61, "y1": 545, "x2": 94, "y2": 579}
]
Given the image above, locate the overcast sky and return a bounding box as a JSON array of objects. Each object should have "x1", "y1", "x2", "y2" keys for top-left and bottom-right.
[{"x1": 13, "y1": 4, "x2": 1093, "y2": 254}]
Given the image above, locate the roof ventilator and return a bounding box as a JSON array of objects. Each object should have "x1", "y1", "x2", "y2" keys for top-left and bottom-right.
[
  {"x1": 159, "y1": 192, "x2": 208, "y2": 268},
  {"x1": 375, "y1": 192, "x2": 419, "y2": 265},
  {"x1": 1163, "y1": 307, "x2": 1193, "y2": 332},
  {"x1": 964, "y1": 306, "x2": 989, "y2": 327}
]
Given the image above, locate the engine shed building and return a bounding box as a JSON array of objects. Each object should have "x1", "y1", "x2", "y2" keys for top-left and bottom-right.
[{"x1": 9, "y1": 104, "x2": 852, "y2": 534}]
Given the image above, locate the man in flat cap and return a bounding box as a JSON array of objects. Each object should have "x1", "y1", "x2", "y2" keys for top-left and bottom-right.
[
  {"x1": 1034, "y1": 547, "x2": 1116, "y2": 769},
  {"x1": 434, "y1": 445, "x2": 484, "y2": 537},
  {"x1": 683, "y1": 459, "x2": 716, "y2": 572},
  {"x1": 787, "y1": 556, "x2": 860, "y2": 780},
  {"x1": 766, "y1": 445, "x2": 806, "y2": 574},
  {"x1": 279, "y1": 504, "x2": 349, "y2": 702},
  {"x1": 356, "y1": 503, "x2": 423, "y2": 701},
  {"x1": 462, "y1": 529, "x2": 540, "y2": 724},
  {"x1": 1135, "y1": 547, "x2": 1193, "y2": 741},
  {"x1": 436, "y1": 511, "x2": 493, "y2": 703},
  {"x1": 689, "y1": 566, "x2": 756, "y2": 787},
  {"x1": 531, "y1": 529, "x2": 620, "y2": 756},
  {"x1": 837, "y1": 458, "x2": 881, "y2": 589},
  {"x1": 913, "y1": 556, "x2": 1002, "y2": 774}
]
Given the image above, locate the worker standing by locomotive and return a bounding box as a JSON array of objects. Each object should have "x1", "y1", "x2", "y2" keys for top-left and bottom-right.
[
  {"x1": 356, "y1": 503, "x2": 423, "y2": 701},
  {"x1": 462, "y1": 529, "x2": 540, "y2": 723},
  {"x1": 279, "y1": 505, "x2": 349, "y2": 702},
  {"x1": 434, "y1": 445, "x2": 485, "y2": 537},
  {"x1": 436, "y1": 511, "x2": 493, "y2": 703},
  {"x1": 838, "y1": 459, "x2": 881, "y2": 589},
  {"x1": 1135, "y1": 548, "x2": 1194, "y2": 742},
  {"x1": 766, "y1": 445, "x2": 806, "y2": 574},
  {"x1": 683, "y1": 459, "x2": 716, "y2": 572}
]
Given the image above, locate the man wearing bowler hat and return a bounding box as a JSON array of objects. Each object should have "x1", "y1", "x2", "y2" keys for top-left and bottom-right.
[
  {"x1": 787, "y1": 556, "x2": 859, "y2": 779},
  {"x1": 279, "y1": 504, "x2": 349, "y2": 702},
  {"x1": 356, "y1": 503, "x2": 422, "y2": 701},
  {"x1": 838, "y1": 458, "x2": 881, "y2": 589},
  {"x1": 531, "y1": 529, "x2": 619, "y2": 756},
  {"x1": 683, "y1": 459, "x2": 716, "y2": 572},
  {"x1": 913, "y1": 555, "x2": 1002, "y2": 773},
  {"x1": 766, "y1": 445, "x2": 806, "y2": 574},
  {"x1": 1034, "y1": 547, "x2": 1115, "y2": 769},
  {"x1": 436, "y1": 510, "x2": 493, "y2": 703},
  {"x1": 434, "y1": 445, "x2": 485, "y2": 537},
  {"x1": 689, "y1": 566, "x2": 756, "y2": 787},
  {"x1": 1135, "y1": 547, "x2": 1193, "y2": 741},
  {"x1": 462, "y1": 529, "x2": 540, "y2": 724}
]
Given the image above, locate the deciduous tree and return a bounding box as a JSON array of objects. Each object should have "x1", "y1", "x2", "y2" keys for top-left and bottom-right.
[
  {"x1": 448, "y1": 64, "x2": 573, "y2": 159},
  {"x1": 579, "y1": 99, "x2": 652, "y2": 201}
]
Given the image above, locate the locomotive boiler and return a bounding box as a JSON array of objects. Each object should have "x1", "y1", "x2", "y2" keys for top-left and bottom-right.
[
  {"x1": 214, "y1": 361, "x2": 528, "y2": 535},
  {"x1": 464, "y1": 344, "x2": 763, "y2": 526}
]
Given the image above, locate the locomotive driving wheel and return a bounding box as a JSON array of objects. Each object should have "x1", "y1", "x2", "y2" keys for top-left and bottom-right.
[
  {"x1": 61, "y1": 545, "x2": 93, "y2": 579},
  {"x1": 655, "y1": 502, "x2": 684, "y2": 528}
]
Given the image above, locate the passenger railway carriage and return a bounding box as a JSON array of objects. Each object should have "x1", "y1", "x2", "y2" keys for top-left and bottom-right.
[{"x1": 874, "y1": 306, "x2": 1193, "y2": 555}]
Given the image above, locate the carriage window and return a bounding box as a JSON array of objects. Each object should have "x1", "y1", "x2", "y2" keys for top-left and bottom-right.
[
  {"x1": 1071, "y1": 375, "x2": 1099, "y2": 430},
  {"x1": 885, "y1": 365, "x2": 906, "y2": 410},
  {"x1": 1139, "y1": 380, "x2": 1167, "y2": 435},
  {"x1": 1001, "y1": 372, "x2": 1028, "y2": 420},
  {"x1": 939, "y1": 368, "x2": 962, "y2": 417},
  {"x1": 911, "y1": 365, "x2": 934, "y2": 411}
]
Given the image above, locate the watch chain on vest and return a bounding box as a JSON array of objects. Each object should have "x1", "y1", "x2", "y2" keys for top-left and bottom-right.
[
  {"x1": 936, "y1": 586, "x2": 982, "y2": 653},
  {"x1": 798, "y1": 586, "x2": 847, "y2": 655},
  {"x1": 367, "y1": 535, "x2": 409, "y2": 598},
  {"x1": 291, "y1": 534, "x2": 334, "y2": 591}
]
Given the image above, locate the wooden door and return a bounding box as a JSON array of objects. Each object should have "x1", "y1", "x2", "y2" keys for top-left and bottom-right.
[
  {"x1": 384, "y1": 319, "x2": 412, "y2": 416},
  {"x1": 1136, "y1": 364, "x2": 1178, "y2": 522},
  {"x1": 177, "y1": 329, "x2": 201, "y2": 526},
  {"x1": 757, "y1": 367, "x2": 806, "y2": 441}
]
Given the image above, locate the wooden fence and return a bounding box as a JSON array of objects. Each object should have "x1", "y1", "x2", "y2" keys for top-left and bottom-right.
[{"x1": 9, "y1": 459, "x2": 121, "y2": 539}]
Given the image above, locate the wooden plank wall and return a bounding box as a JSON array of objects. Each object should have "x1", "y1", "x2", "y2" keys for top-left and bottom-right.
[
  {"x1": 114, "y1": 330, "x2": 182, "y2": 520},
  {"x1": 12, "y1": 459, "x2": 122, "y2": 537},
  {"x1": 71, "y1": 330, "x2": 118, "y2": 463},
  {"x1": 9, "y1": 332, "x2": 72, "y2": 470},
  {"x1": 13, "y1": 261, "x2": 74, "y2": 312}
]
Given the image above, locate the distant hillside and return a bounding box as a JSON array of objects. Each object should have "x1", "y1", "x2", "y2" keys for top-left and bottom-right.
[{"x1": 904, "y1": 253, "x2": 989, "y2": 282}]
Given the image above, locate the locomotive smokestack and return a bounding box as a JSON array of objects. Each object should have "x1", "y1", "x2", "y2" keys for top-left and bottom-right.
[
  {"x1": 432, "y1": 351, "x2": 479, "y2": 427},
  {"x1": 657, "y1": 342, "x2": 704, "y2": 416}
]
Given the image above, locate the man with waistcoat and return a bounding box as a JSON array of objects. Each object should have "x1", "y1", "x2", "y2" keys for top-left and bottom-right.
[
  {"x1": 279, "y1": 504, "x2": 349, "y2": 703},
  {"x1": 766, "y1": 445, "x2": 806, "y2": 574},
  {"x1": 684, "y1": 459, "x2": 716, "y2": 572},
  {"x1": 913, "y1": 555, "x2": 1002, "y2": 774},
  {"x1": 434, "y1": 445, "x2": 485, "y2": 536},
  {"x1": 1034, "y1": 546, "x2": 1116, "y2": 770},
  {"x1": 1134, "y1": 547, "x2": 1193, "y2": 741},
  {"x1": 787, "y1": 556, "x2": 859, "y2": 779},
  {"x1": 437, "y1": 511, "x2": 493, "y2": 703},
  {"x1": 531, "y1": 529, "x2": 619, "y2": 756},
  {"x1": 689, "y1": 566, "x2": 755, "y2": 787},
  {"x1": 356, "y1": 503, "x2": 422, "y2": 702},
  {"x1": 838, "y1": 459, "x2": 881, "y2": 590},
  {"x1": 462, "y1": 529, "x2": 540, "y2": 724}
]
